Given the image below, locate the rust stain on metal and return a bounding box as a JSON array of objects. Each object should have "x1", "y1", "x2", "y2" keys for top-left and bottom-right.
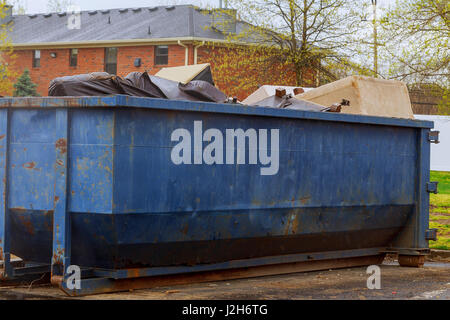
[
  {"x1": 54, "y1": 196, "x2": 60, "y2": 203},
  {"x1": 398, "y1": 255, "x2": 425, "y2": 268},
  {"x1": 0, "y1": 134, "x2": 5, "y2": 140},
  {"x1": 181, "y1": 223, "x2": 189, "y2": 235},
  {"x1": 43, "y1": 212, "x2": 53, "y2": 232},
  {"x1": 51, "y1": 275, "x2": 64, "y2": 286},
  {"x1": 127, "y1": 269, "x2": 142, "y2": 278},
  {"x1": 300, "y1": 196, "x2": 311, "y2": 204},
  {"x1": 53, "y1": 248, "x2": 65, "y2": 265},
  {"x1": 284, "y1": 213, "x2": 300, "y2": 235},
  {"x1": 17, "y1": 215, "x2": 35, "y2": 235},
  {"x1": 10, "y1": 207, "x2": 27, "y2": 212},
  {"x1": 22, "y1": 161, "x2": 37, "y2": 170},
  {"x1": 292, "y1": 214, "x2": 300, "y2": 233},
  {"x1": 284, "y1": 217, "x2": 291, "y2": 236},
  {"x1": 23, "y1": 220, "x2": 35, "y2": 235},
  {"x1": 55, "y1": 138, "x2": 67, "y2": 154}
]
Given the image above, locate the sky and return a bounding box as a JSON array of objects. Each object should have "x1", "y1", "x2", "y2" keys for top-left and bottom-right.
[{"x1": 14, "y1": 0, "x2": 395, "y2": 15}]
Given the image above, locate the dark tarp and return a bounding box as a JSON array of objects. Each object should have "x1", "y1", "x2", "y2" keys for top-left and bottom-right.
[
  {"x1": 48, "y1": 72, "x2": 165, "y2": 98},
  {"x1": 49, "y1": 71, "x2": 227, "y2": 103},
  {"x1": 192, "y1": 65, "x2": 215, "y2": 86}
]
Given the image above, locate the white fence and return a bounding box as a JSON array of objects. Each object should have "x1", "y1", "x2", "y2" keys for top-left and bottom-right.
[{"x1": 414, "y1": 115, "x2": 450, "y2": 172}]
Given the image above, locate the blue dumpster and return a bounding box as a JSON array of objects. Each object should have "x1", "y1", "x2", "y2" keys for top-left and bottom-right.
[{"x1": 0, "y1": 95, "x2": 438, "y2": 295}]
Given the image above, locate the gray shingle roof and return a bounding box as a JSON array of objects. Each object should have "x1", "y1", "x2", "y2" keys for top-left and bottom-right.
[{"x1": 7, "y1": 5, "x2": 247, "y2": 45}]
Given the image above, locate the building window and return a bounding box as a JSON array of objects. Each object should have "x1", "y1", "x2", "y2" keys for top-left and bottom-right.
[
  {"x1": 70, "y1": 49, "x2": 78, "y2": 67},
  {"x1": 154, "y1": 45, "x2": 168, "y2": 65},
  {"x1": 33, "y1": 50, "x2": 41, "y2": 68},
  {"x1": 104, "y1": 47, "x2": 118, "y2": 75}
]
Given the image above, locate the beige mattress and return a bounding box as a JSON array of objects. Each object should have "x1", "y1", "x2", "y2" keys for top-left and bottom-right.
[
  {"x1": 155, "y1": 63, "x2": 211, "y2": 84},
  {"x1": 295, "y1": 76, "x2": 414, "y2": 119}
]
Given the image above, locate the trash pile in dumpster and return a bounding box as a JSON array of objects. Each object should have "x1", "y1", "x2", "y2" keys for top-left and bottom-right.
[
  {"x1": 246, "y1": 87, "x2": 345, "y2": 112},
  {"x1": 49, "y1": 63, "x2": 227, "y2": 103},
  {"x1": 49, "y1": 71, "x2": 227, "y2": 103},
  {"x1": 48, "y1": 63, "x2": 414, "y2": 118}
]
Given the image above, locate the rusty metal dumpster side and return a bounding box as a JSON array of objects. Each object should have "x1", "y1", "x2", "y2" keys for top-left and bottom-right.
[{"x1": 0, "y1": 95, "x2": 438, "y2": 296}]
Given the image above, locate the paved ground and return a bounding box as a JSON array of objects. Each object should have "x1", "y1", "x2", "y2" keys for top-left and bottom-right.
[{"x1": 0, "y1": 259, "x2": 449, "y2": 300}]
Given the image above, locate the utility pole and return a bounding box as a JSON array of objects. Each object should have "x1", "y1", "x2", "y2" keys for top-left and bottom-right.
[
  {"x1": 219, "y1": 0, "x2": 228, "y2": 9},
  {"x1": 372, "y1": 0, "x2": 378, "y2": 77}
]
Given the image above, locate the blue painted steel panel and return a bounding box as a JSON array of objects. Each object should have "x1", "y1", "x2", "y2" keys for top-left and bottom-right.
[
  {"x1": 69, "y1": 109, "x2": 114, "y2": 213},
  {"x1": 9, "y1": 110, "x2": 55, "y2": 211},
  {"x1": 113, "y1": 108, "x2": 418, "y2": 215},
  {"x1": 0, "y1": 95, "x2": 434, "y2": 289}
]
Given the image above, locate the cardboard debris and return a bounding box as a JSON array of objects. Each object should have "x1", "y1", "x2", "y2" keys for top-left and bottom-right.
[
  {"x1": 243, "y1": 85, "x2": 313, "y2": 105},
  {"x1": 250, "y1": 94, "x2": 328, "y2": 112},
  {"x1": 247, "y1": 87, "x2": 344, "y2": 113},
  {"x1": 155, "y1": 63, "x2": 215, "y2": 85},
  {"x1": 295, "y1": 76, "x2": 414, "y2": 119}
]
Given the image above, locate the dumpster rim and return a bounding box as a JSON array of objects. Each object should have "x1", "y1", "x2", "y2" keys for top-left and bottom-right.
[{"x1": 0, "y1": 95, "x2": 434, "y2": 129}]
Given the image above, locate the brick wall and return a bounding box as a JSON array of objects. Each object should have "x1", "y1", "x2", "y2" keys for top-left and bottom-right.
[
  {"x1": 197, "y1": 45, "x2": 309, "y2": 100},
  {"x1": 3, "y1": 44, "x2": 192, "y2": 96},
  {"x1": 3, "y1": 43, "x2": 306, "y2": 100}
]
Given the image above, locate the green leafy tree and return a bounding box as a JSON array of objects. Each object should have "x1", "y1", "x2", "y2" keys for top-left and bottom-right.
[
  {"x1": 380, "y1": 0, "x2": 449, "y2": 85},
  {"x1": 13, "y1": 69, "x2": 39, "y2": 96},
  {"x1": 379, "y1": 0, "x2": 449, "y2": 113},
  {"x1": 0, "y1": 1, "x2": 17, "y2": 95}
]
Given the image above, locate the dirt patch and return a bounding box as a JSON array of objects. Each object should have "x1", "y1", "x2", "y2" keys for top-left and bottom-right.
[{"x1": 1, "y1": 262, "x2": 449, "y2": 300}]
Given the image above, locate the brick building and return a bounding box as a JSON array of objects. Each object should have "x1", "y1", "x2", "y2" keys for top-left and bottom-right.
[{"x1": 0, "y1": 4, "x2": 298, "y2": 100}]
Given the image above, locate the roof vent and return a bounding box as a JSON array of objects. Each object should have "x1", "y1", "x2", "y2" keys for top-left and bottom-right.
[
  {"x1": 88, "y1": 10, "x2": 98, "y2": 15},
  {"x1": 148, "y1": 25, "x2": 151, "y2": 35},
  {"x1": 119, "y1": 8, "x2": 128, "y2": 13},
  {"x1": 43, "y1": 13, "x2": 52, "y2": 18},
  {"x1": 101, "y1": 10, "x2": 110, "y2": 14},
  {"x1": 148, "y1": 7, "x2": 158, "y2": 12},
  {"x1": 132, "y1": 8, "x2": 142, "y2": 13},
  {"x1": 57, "y1": 12, "x2": 67, "y2": 17},
  {"x1": 165, "y1": 6, "x2": 175, "y2": 11}
]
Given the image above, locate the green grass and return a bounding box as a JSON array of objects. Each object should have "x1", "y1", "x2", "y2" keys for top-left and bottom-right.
[
  {"x1": 429, "y1": 222, "x2": 450, "y2": 250},
  {"x1": 430, "y1": 214, "x2": 449, "y2": 221},
  {"x1": 429, "y1": 171, "x2": 450, "y2": 250},
  {"x1": 430, "y1": 171, "x2": 450, "y2": 194},
  {"x1": 430, "y1": 171, "x2": 450, "y2": 207}
]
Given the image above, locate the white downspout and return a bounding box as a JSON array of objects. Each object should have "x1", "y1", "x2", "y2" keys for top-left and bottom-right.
[
  {"x1": 194, "y1": 41, "x2": 205, "y2": 65},
  {"x1": 177, "y1": 40, "x2": 189, "y2": 66}
]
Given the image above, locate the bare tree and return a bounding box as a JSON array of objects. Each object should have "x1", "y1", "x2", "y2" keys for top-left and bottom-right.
[
  {"x1": 210, "y1": 0, "x2": 369, "y2": 88},
  {"x1": 8, "y1": 0, "x2": 26, "y2": 14},
  {"x1": 47, "y1": 0, "x2": 74, "y2": 13}
]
